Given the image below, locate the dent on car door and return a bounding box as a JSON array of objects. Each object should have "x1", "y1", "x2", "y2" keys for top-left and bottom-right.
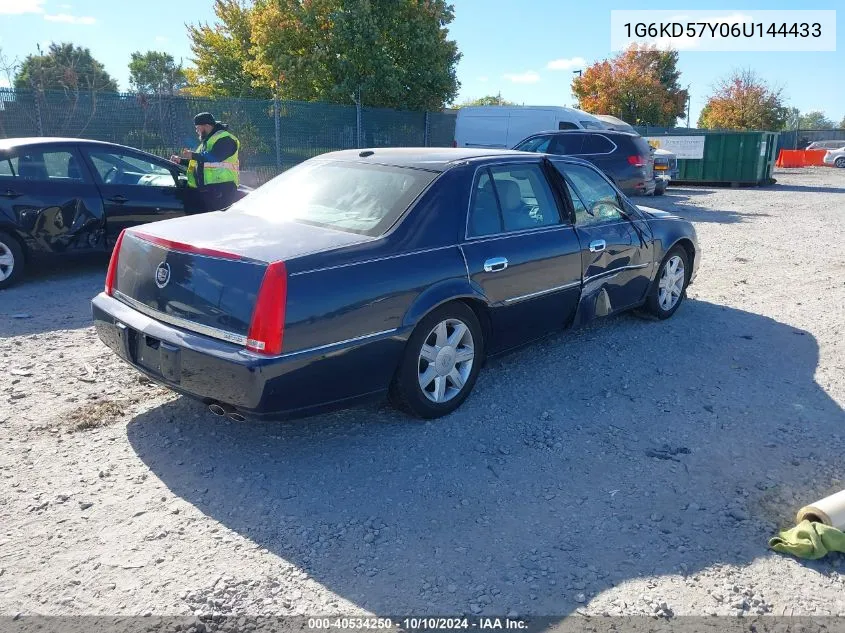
[
  {"x1": 0, "y1": 146, "x2": 104, "y2": 254},
  {"x1": 553, "y1": 161, "x2": 653, "y2": 320},
  {"x1": 82, "y1": 147, "x2": 188, "y2": 239},
  {"x1": 461, "y1": 161, "x2": 582, "y2": 353}
]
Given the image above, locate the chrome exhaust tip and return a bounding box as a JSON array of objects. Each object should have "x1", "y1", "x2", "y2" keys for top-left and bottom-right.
[
  {"x1": 227, "y1": 412, "x2": 246, "y2": 422},
  {"x1": 208, "y1": 403, "x2": 227, "y2": 416}
]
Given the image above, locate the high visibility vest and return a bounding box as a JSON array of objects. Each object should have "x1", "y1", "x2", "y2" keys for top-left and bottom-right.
[{"x1": 186, "y1": 130, "x2": 240, "y2": 188}]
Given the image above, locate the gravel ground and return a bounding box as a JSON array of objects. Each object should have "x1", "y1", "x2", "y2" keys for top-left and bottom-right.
[{"x1": 1, "y1": 167, "x2": 844, "y2": 622}]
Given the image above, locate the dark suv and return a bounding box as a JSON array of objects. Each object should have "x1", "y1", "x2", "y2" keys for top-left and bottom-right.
[{"x1": 513, "y1": 130, "x2": 656, "y2": 196}]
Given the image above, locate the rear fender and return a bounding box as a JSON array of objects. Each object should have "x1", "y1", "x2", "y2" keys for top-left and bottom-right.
[{"x1": 401, "y1": 277, "x2": 489, "y2": 329}]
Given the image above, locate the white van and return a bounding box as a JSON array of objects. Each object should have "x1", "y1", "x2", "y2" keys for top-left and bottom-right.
[{"x1": 453, "y1": 105, "x2": 608, "y2": 149}]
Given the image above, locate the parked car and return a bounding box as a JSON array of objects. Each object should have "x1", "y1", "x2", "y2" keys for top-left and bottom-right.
[
  {"x1": 92, "y1": 147, "x2": 700, "y2": 422},
  {"x1": 513, "y1": 130, "x2": 657, "y2": 196},
  {"x1": 454, "y1": 106, "x2": 607, "y2": 149},
  {"x1": 806, "y1": 140, "x2": 845, "y2": 151},
  {"x1": 823, "y1": 148, "x2": 845, "y2": 168},
  {"x1": 652, "y1": 148, "x2": 679, "y2": 195},
  {"x1": 0, "y1": 137, "x2": 252, "y2": 288}
]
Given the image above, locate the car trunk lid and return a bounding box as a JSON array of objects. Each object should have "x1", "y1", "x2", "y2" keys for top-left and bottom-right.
[{"x1": 110, "y1": 211, "x2": 373, "y2": 349}]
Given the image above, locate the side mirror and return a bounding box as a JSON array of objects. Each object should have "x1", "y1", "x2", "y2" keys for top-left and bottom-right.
[{"x1": 176, "y1": 174, "x2": 188, "y2": 188}]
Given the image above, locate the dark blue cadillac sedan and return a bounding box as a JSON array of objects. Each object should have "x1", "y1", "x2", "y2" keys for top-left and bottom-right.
[{"x1": 91, "y1": 148, "x2": 700, "y2": 420}]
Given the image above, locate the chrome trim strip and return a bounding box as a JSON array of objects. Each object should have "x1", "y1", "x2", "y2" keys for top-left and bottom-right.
[
  {"x1": 503, "y1": 280, "x2": 581, "y2": 305},
  {"x1": 289, "y1": 245, "x2": 455, "y2": 276},
  {"x1": 464, "y1": 224, "x2": 576, "y2": 245},
  {"x1": 276, "y1": 328, "x2": 399, "y2": 359},
  {"x1": 583, "y1": 263, "x2": 650, "y2": 284},
  {"x1": 113, "y1": 290, "x2": 248, "y2": 346}
]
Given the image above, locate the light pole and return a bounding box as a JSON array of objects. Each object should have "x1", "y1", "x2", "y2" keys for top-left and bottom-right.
[{"x1": 573, "y1": 70, "x2": 582, "y2": 77}]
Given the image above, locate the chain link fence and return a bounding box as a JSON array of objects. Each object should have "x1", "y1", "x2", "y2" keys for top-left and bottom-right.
[{"x1": 0, "y1": 89, "x2": 458, "y2": 185}]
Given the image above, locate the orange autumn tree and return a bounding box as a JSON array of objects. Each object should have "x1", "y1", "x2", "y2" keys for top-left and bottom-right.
[
  {"x1": 698, "y1": 69, "x2": 788, "y2": 131},
  {"x1": 572, "y1": 44, "x2": 687, "y2": 127}
]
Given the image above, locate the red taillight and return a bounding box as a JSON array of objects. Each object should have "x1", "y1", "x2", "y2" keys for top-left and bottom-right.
[
  {"x1": 246, "y1": 261, "x2": 287, "y2": 355},
  {"x1": 628, "y1": 155, "x2": 646, "y2": 167},
  {"x1": 104, "y1": 229, "x2": 126, "y2": 295}
]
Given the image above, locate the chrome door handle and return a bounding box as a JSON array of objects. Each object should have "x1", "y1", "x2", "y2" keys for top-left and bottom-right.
[
  {"x1": 589, "y1": 239, "x2": 606, "y2": 253},
  {"x1": 483, "y1": 257, "x2": 508, "y2": 272}
]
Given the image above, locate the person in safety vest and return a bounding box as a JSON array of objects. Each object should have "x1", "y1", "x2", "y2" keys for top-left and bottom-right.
[{"x1": 170, "y1": 112, "x2": 240, "y2": 213}]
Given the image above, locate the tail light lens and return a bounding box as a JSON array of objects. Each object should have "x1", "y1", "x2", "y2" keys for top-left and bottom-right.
[
  {"x1": 104, "y1": 229, "x2": 126, "y2": 295},
  {"x1": 246, "y1": 261, "x2": 287, "y2": 355},
  {"x1": 628, "y1": 155, "x2": 646, "y2": 167}
]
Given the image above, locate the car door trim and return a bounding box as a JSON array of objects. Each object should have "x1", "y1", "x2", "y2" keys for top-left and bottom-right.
[
  {"x1": 502, "y1": 280, "x2": 581, "y2": 305},
  {"x1": 583, "y1": 262, "x2": 650, "y2": 284}
]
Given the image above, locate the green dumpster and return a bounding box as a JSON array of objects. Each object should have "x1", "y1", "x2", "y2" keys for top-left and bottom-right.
[{"x1": 643, "y1": 131, "x2": 779, "y2": 186}]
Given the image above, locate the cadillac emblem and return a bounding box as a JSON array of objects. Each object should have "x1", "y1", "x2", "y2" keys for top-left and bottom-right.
[{"x1": 155, "y1": 262, "x2": 171, "y2": 289}]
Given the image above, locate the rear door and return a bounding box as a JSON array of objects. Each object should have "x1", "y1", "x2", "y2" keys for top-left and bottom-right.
[
  {"x1": 461, "y1": 160, "x2": 582, "y2": 352},
  {"x1": 80, "y1": 145, "x2": 188, "y2": 240},
  {"x1": 0, "y1": 144, "x2": 104, "y2": 253},
  {"x1": 552, "y1": 160, "x2": 653, "y2": 312}
]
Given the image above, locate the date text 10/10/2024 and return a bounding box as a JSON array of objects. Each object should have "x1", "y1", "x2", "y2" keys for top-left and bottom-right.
[{"x1": 307, "y1": 618, "x2": 529, "y2": 630}]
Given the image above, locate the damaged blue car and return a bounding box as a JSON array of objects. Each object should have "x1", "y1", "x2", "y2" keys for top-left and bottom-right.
[{"x1": 0, "y1": 137, "x2": 251, "y2": 288}]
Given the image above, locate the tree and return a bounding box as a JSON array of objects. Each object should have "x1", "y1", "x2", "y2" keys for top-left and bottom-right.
[
  {"x1": 572, "y1": 45, "x2": 687, "y2": 127},
  {"x1": 186, "y1": 0, "x2": 461, "y2": 110},
  {"x1": 840, "y1": 116, "x2": 845, "y2": 130},
  {"x1": 14, "y1": 42, "x2": 117, "y2": 93},
  {"x1": 456, "y1": 92, "x2": 515, "y2": 107},
  {"x1": 783, "y1": 107, "x2": 801, "y2": 131},
  {"x1": 796, "y1": 110, "x2": 835, "y2": 130},
  {"x1": 128, "y1": 51, "x2": 187, "y2": 95},
  {"x1": 185, "y1": 0, "x2": 269, "y2": 98},
  {"x1": 698, "y1": 69, "x2": 786, "y2": 131}
]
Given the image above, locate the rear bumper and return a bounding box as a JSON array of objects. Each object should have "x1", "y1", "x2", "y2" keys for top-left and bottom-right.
[{"x1": 91, "y1": 293, "x2": 406, "y2": 419}]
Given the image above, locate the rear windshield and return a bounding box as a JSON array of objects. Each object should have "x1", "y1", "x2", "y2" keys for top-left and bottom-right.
[{"x1": 229, "y1": 159, "x2": 438, "y2": 236}]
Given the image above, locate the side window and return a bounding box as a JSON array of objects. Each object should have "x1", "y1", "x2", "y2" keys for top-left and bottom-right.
[
  {"x1": 581, "y1": 134, "x2": 615, "y2": 155},
  {"x1": 555, "y1": 162, "x2": 622, "y2": 226},
  {"x1": 514, "y1": 135, "x2": 552, "y2": 153},
  {"x1": 86, "y1": 150, "x2": 176, "y2": 187},
  {"x1": 14, "y1": 150, "x2": 85, "y2": 182},
  {"x1": 467, "y1": 164, "x2": 561, "y2": 237},
  {"x1": 548, "y1": 134, "x2": 585, "y2": 155},
  {"x1": 558, "y1": 121, "x2": 578, "y2": 130},
  {"x1": 467, "y1": 170, "x2": 501, "y2": 237},
  {"x1": 0, "y1": 158, "x2": 14, "y2": 178}
]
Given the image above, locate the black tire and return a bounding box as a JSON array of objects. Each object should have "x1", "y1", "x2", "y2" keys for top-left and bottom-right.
[
  {"x1": 644, "y1": 245, "x2": 690, "y2": 319},
  {"x1": 0, "y1": 231, "x2": 24, "y2": 290},
  {"x1": 654, "y1": 182, "x2": 666, "y2": 196},
  {"x1": 389, "y1": 302, "x2": 485, "y2": 419},
  {"x1": 835, "y1": 157, "x2": 845, "y2": 169}
]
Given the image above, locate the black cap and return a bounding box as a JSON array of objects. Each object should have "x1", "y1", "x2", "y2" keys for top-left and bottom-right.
[{"x1": 194, "y1": 112, "x2": 216, "y2": 126}]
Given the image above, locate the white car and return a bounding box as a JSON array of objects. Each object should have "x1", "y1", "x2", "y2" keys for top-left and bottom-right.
[{"x1": 823, "y1": 148, "x2": 845, "y2": 168}]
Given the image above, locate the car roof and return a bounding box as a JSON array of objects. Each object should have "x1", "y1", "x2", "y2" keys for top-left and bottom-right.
[
  {"x1": 0, "y1": 137, "x2": 155, "y2": 153},
  {"x1": 313, "y1": 147, "x2": 551, "y2": 172},
  {"x1": 529, "y1": 129, "x2": 641, "y2": 138}
]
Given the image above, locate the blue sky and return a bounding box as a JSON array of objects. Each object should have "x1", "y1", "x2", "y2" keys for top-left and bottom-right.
[{"x1": 0, "y1": 0, "x2": 842, "y2": 125}]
